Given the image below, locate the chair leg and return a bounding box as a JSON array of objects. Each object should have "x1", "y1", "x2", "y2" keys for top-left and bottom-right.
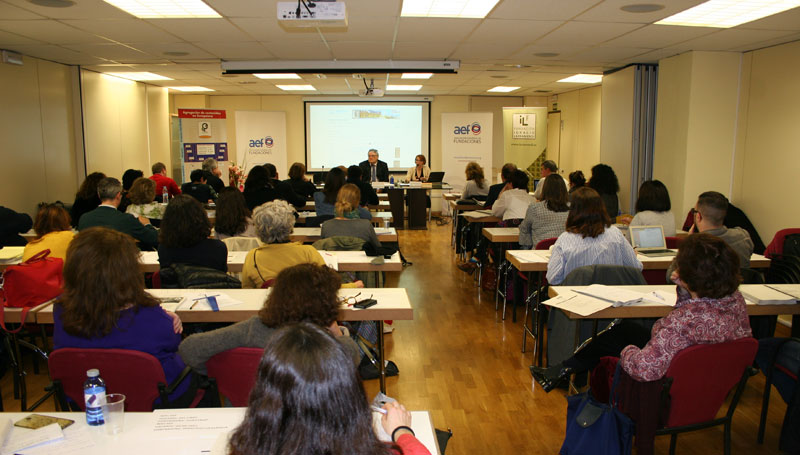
[
  {"x1": 724, "y1": 421, "x2": 731, "y2": 455},
  {"x1": 758, "y1": 379, "x2": 771, "y2": 443},
  {"x1": 669, "y1": 434, "x2": 677, "y2": 455}
]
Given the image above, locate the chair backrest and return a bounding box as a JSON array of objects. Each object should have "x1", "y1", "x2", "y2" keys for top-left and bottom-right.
[
  {"x1": 206, "y1": 347, "x2": 264, "y2": 407},
  {"x1": 304, "y1": 214, "x2": 335, "y2": 227},
  {"x1": 561, "y1": 265, "x2": 647, "y2": 286},
  {"x1": 664, "y1": 337, "x2": 758, "y2": 427},
  {"x1": 665, "y1": 236, "x2": 680, "y2": 249},
  {"x1": 49, "y1": 348, "x2": 168, "y2": 412},
  {"x1": 222, "y1": 236, "x2": 261, "y2": 252},
  {"x1": 534, "y1": 237, "x2": 557, "y2": 250}
]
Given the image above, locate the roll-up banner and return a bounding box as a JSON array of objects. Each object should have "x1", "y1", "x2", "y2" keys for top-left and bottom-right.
[
  {"x1": 235, "y1": 111, "x2": 288, "y2": 179},
  {"x1": 179, "y1": 109, "x2": 228, "y2": 182},
  {"x1": 441, "y1": 112, "x2": 493, "y2": 192}
]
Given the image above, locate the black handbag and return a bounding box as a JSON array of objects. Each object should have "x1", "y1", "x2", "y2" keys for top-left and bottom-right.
[{"x1": 355, "y1": 333, "x2": 399, "y2": 380}]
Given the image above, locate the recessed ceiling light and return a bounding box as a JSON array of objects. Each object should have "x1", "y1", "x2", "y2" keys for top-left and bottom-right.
[
  {"x1": 167, "y1": 86, "x2": 214, "y2": 92},
  {"x1": 163, "y1": 51, "x2": 189, "y2": 57},
  {"x1": 401, "y1": 73, "x2": 433, "y2": 79},
  {"x1": 534, "y1": 52, "x2": 560, "y2": 58},
  {"x1": 105, "y1": 72, "x2": 173, "y2": 81},
  {"x1": 487, "y1": 86, "x2": 520, "y2": 93},
  {"x1": 253, "y1": 73, "x2": 301, "y2": 79},
  {"x1": 620, "y1": 3, "x2": 665, "y2": 13},
  {"x1": 27, "y1": 0, "x2": 74, "y2": 7},
  {"x1": 655, "y1": 0, "x2": 800, "y2": 28},
  {"x1": 387, "y1": 85, "x2": 423, "y2": 91},
  {"x1": 101, "y1": 0, "x2": 221, "y2": 18},
  {"x1": 558, "y1": 74, "x2": 603, "y2": 83},
  {"x1": 277, "y1": 85, "x2": 317, "y2": 91},
  {"x1": 401, "y1": 0, "x2": 500, "y2": 18}
]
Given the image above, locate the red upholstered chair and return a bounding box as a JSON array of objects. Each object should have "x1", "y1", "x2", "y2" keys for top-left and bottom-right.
[
  {"x1": 48, "y1": 348, "x2": 193, "y2": 412},
  {"x1": 205, "y1": 347, "x2": 264, "y2": 407},
  {"x1": 655, "y1": 337, "x2": 758, "y2": 455},
  {"x1": 665, "y1": 236, "x2": 680, "y2": 249}
]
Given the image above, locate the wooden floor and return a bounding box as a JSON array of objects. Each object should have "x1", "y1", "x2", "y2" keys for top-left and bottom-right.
[{"x1": 2, "y1": 221, "x2": 793, "y2": 454}]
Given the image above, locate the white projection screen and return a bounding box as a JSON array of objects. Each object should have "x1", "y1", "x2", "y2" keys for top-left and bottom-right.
[{"x1": 305, "y1": 101, "x2": 431, "y2": 172}]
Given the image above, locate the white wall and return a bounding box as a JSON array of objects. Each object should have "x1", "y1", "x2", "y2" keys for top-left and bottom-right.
[
  {"x1": 556, "y1": 86, "x2": 602, "y2": 179},
  {"x1": 600, "y1": 66, "x2": 635, "y2": 213}
]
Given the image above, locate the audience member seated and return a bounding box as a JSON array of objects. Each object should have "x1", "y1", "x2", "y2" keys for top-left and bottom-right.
[
  {"x1": 78, "y1": 177, "x2": 158, "y2": 250},
  {"x1": 243, "y1": 165, "x2": 304, "y2": 211},
  {"x1": 681, "y1": 201, "x2": 766, "y2": 255},
  {"x1": 149, "y1": 162, "x2": 181, "y2": 201},
  {"x1": 491, "y1": 170, "x2": 535, "y2": 224},
  {"x1": 588, "y1": 163, "x2": 620, "y2": 219},
  {"x1": 119, "y1": 168, "x2": 143, "y2": 213},
  {"x1": 202, "y1": 158, "x2": 225, "y2": 194},
  {"x1": 284, "y1": 162, "x2": 317, "y2": 199},
  {"x1": 215, "y1": 187, "x2": 257, "y2": 240},
  {"x1": 519, "y1": 174, "x2": 569, "y2": 249},
  {"x1": 321, "y1": 184, "x2": 382, "y2": 249},
  {"x1": 546, "y1": 187, "x2": 642, "y2": 285},
  {"x1": 459, "y1": 161, "x2": 489, "y2": 202},
  {"x1": 227, "y1": 322, "x2": 431, "y2": 455},
  {"x1": 157, "y1": 195, "x2": 226, "y2": 272},
  {"x1": 53, "y1": 227, "x2": 194, "y2": 403},
  {"x1": 630, "y1": 180, "x2": 675, "y2": 235},
  {"x1": 533, "y1": 160, "x2": 568, "y2": 200},
  {"x1": 126, "y1": 177, "x2": 164, "y2": 220},
  {"x1": 181, "y1": 169, "x2": 218, "y2": 204},
  {"x1": 533, "y1": 234, "x2": 752, "y2": 391},
  {"x1": 315, "y1": 167, "x2": 371, "y2": 220},
  {"x1": 483, "y1": 162, "x2": 516, "y2": 208},
  {"x1": 179, "y1": 263, "x2": 359, "y2": 374},
  {"x1": 0, "y1": 205, "x2": 33, "y2": 248},
  {"x1": 346, "y1": 165, "x2": 379, "y2": 208},
  {"x1": 568, "y1": 170, "x2": 586, "y2": 195},
  {"x1": 241, "y1": 200, "x2": 324, "y2": 288},
  {"x1": 22, "y1": 203, "x2": 73, "y2": 261},
  {"x1": 264, "y1": 162, "x2": 306, "y2": 208},
  {"x1": 406, "y1": 154, "x2": 430, "y2": 182},
  {"x1": 70, "y1": 171, "x2": 105, "y2": 228}
]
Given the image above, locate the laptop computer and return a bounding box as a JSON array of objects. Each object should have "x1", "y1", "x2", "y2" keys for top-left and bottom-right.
[
  {"x1": 427, "y1": 171, "x2": 445, "y2": 183},
  {"x1": 629, "y1": 225, "x2": 676, "y2": 257}
]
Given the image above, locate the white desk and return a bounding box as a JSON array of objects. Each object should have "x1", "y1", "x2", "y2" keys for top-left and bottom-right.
[
  {"x1": 290, "y1": 227, "x2": 398, "y2": 243},
  {"x1": 0, "y1": 408, "x2": 440, "y2": 455}
]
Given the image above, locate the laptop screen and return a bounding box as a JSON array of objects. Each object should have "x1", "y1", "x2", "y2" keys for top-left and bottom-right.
[{"x1": 630, "y1": 225, "x2": 666, "y2": 249}]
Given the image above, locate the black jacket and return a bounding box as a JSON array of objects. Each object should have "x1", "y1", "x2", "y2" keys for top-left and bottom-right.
[
  {"x1": 347, "y1": 178, "x2": 379, "y2": 206},
  {"x1": 0, "y1": 206, "x2": 32, "y2": 247},
  {"x1": 359, "y1": 160, "x2": 389, "y2": 183}
]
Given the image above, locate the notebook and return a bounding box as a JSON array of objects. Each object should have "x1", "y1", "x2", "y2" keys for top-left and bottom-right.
[{"x1": 629, "y1": 225, "x2": 675, "y2": 257}]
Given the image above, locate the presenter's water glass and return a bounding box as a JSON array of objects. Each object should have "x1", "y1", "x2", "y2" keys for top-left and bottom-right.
[{"x1": 102, "y1": 393, "x2": 126, "y2": 435}]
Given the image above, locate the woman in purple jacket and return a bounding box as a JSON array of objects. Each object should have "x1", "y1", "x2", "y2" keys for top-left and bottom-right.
[{"x1": 53, "y1": 227, "x2": 190, "y2": 403}]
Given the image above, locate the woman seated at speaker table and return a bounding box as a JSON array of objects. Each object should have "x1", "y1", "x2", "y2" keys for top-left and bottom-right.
[
  {"x1": 546, "y1": 187, "x2": 642, "y2": 285},
  {"x1": 459, "y1": 161, "x2": 489, "y2": 202},
  {"x1": 284, "y1": 162, "x2": 317, "y2": 199},
  {"x1": 491, "y1": 170, "x2": 535, "y2": 224},
  {"x1": 629, "y1": 179, "x2": 676, "y2": 235},
  {"x1": 157, "y1": 195, "x2": 227, "y2": 272},
  {"x1": 179, "y1": 263, "x2": 359, "y2": 374},
  {"x1": 314, "y1": 167, "x2": 371, "y2": 220},
  {"x1": 125, "y1": 177, "x2": 164, "y2": 220},
  {"x1": 405, "y1": 154, "x2": 430, "y2": 182},
  {"x1": 54, "y1": 227, "x2": 193, "y2": 403},
  {"x1": 533, "y1": 234, "x2": 752, "y2": 392},
  {"x1": 519, "y1": 174, "x2": 570, "y2": 249},
  {"x1": 321, "y1": 184, "x2": 382, "y2": 249},
  {"x1": 214, "y1": 187, "x2": 257, "y2": 240},
  {"x1": 22, "y1": 203, "x2": 74, "y2": 261},
  {"x1": 228, "y1": 323, "x2": 431, "y2": 455}
]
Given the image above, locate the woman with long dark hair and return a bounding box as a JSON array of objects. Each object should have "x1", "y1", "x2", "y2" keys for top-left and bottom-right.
[
  {"x1": 519, "y1": 174, "x2": 569, "y2": 249},
  {"x1": 228, "y1": 322, "x2": 431, "y2": 455},
  {"x1": 588, "y1": 163, "x2": 620, "y2": 219},
  {"x1": 158, "y1": 195, "x2": 227, "y2": 271},
  {"x1": 314, "y1": 167, "x2": 346, "y2": 217},
  {"x1": 630, "y1": 180, "x2": 675, "y2": 235},
  {"x1": 215, "y1": 187, "x2": 256, "y2": 239},
  {"x1": 70, "y1": 172, "x2": 105, "y2": 227}
]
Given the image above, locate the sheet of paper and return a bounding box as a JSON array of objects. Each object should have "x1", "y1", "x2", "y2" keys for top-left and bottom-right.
[
  {"x1": 573, "y1": 285, "x2": 648, "y2": 307},
  {"x1": 321, "y1": 251, "x2": 339, "y2": 271},
  {"x1": 374, "y1": 228, "x2": 393, "y2": 235},
  {"x1": 151, "y1": 409, "x2": 244, "y2": 437},
  {"x1": 1, "y1": 423, "x2": 63, "y2": 455},
  {"x1": 0, "y1": 247, "x2": 24, "y2": 261},
  {"x1": 139, "y1": 251, "x2": 159, "y2": 264},
  {"x1": 509, "y1": 250, "x2": 548, "y2": 262},
  {"x1": 742, "y1": 285, "x2": 797, "y2": 305},
  {"x1": 17, "y1": 426, "x2": 95, "y2": 455},
  {"x1": 770, "y1": 284, "x2": 800, "y2": 299},
  {"x1": 183, "y1": 292, "x2": 244, "y2": 310},
  {"x1": 544, "y1": 291, "x2": 612, "y2": 317}
]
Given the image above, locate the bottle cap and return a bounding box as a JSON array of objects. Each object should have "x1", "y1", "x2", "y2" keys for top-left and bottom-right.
[{"x1": 86, "y1": 368, "x2": 100, "y2": 377}]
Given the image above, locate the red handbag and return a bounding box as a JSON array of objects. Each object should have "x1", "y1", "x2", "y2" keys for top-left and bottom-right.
[{"x1": 0, "y1": 249, "x2": 64, "y2": 333}]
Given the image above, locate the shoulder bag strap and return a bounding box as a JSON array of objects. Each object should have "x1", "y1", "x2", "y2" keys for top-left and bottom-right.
[{"x1": 252, "y1": 249, "x2": 267, "y2": 283}]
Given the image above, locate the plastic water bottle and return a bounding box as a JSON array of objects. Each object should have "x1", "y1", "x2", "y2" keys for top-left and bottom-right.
[
  {"x1": 84, "y1": 369, "x2": 106, "y2": 426},
  {"x1": 389, "y1": 175, "x2": 394, "y2": 185},
  {"x1": 162, "y1": 185, "x2": 169, "y2": 203}
]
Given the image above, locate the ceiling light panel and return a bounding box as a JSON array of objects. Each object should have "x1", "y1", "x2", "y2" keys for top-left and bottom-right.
[
  {"x1": 253, "y1": 73, "x2": 301, "y2": 79},
  {"x1": 105, "y1": 72, "x2": 173, "y2": 81},
  {"x1": 167, "y1": 86, "x2": 214, "y2": 91},
  {"x1": 401, "y1": 73, "x2": 433, "y2": 79},
  {"x1": 401, "y1": 0, "x2": 501, "y2": 18},
  {"x1": 276, "y1": 85, "x2": 317, "y2": 91},
  {"x1": 101, "y1": 0, "x2": 221, "y2": 18},
  {"x1": 387, "y1": 85, "x2": 423, "y2": 90},
  {"x1": 655, "y1": 0, "x2": 800, "y2": 28},
  {"x1": 487, "y1": 86, "x2": 519, "y2": 92},
  {"x1": 558, "y1": 74, "x2": 603, "y2": 83}
]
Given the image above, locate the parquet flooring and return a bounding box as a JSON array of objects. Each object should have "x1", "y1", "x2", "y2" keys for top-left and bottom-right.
[{"x1": 1, "y1": 220, "x2": 792, "y2": 454}]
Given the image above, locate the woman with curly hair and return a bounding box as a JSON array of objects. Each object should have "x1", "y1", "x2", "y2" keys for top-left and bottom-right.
[
  {"x1": 179, "y1": 263, "x2": 359, "y2": 374},
  {"x1": 588, "y1": 163, "x2": 620, "y2": 218},
  {"x1": 226, "y1": 322, "x2": 431, "y2": 455},
  {"x1": 157, "y1": 195, "x2": 227, "y2": 271},
  {"x1": 70, "y1": 171, "x2": 105, "y2": 227},
  {"x1": 214, "y1": 187, "x2": 256, "y2": 240},
  {"x1": 533, "y1": 233, "x2": 752, "y2": 392},
  {"x1": 460, "y1": 161, "x2": 488, "y2": 201},
  {"x1": 23, "y1": 203, "x2": 74, "y2": 261},
  {"x1": 126, "y1": 177, "x2": 164, "y2": 220}
]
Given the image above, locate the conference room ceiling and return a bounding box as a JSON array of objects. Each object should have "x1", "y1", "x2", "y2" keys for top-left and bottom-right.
[{"x1": 1, "y1": 0, "x2": 799, "y2": 96}]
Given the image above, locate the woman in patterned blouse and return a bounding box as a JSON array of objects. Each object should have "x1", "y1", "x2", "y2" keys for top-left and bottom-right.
[{"x1": 533, "y1": 233, "x2": 752, "y2": 391}]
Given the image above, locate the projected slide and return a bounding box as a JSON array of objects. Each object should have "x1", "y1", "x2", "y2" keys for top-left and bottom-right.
[{"x1": 306, "y1": 102, "x2": 429, "y2": 172}]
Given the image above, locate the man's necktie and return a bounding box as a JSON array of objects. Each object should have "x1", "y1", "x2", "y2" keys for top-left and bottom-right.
[{"x1": 371, "y1": 164, "x2": 377, "y2": 182}]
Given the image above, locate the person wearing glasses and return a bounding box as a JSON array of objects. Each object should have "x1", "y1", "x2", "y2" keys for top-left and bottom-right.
[
  {"x1": 358, "y1": 149, "x2": 390, "y2": 183},
  {"x1": 179, "y1": 263, "x2": 359, "y2": 375}
]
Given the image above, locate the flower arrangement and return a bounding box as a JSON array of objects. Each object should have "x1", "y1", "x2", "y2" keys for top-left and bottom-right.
[{"x1": 229, "y1": 161, "x2": 247, "y2": 191}]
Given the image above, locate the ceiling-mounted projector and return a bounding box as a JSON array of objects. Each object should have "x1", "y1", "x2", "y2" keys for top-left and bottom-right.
[
  {"x1": 359, "y1": 78, "x2": 383, "y2": 97},
  {"x1": 277, "y1": 1, "x2": 347, "y2": 28}
]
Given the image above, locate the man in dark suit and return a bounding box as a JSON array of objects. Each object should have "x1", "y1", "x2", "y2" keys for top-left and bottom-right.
[
  {"x1": 484, "y1": 162, "x2": 518, "y2": 208},
  {"x1": 182, "y1": 169, "x2": 218, "y2": 203},
  {"x1": 78, "y1": 177, "x2": 159, "y2": 250},
  {"x1": 202, "y1": 158, "x2": 225, "y2": 193},
  {"x1": 358, "y1": 149, "x2": 389, "y2": 183},
  {"x1": 346, "y1": 165, "x2": 379, "y2": 206}
]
